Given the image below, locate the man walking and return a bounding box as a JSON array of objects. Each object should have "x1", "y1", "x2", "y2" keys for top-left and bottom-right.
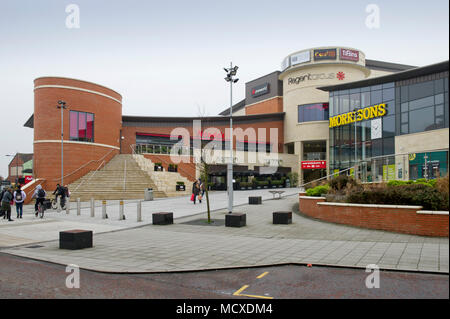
[
  {"x1": 13, "y1": 186, "x2": 26, "y2": 218},
  {"x1": 1, "y1": 187, "x2": 14, "y2": 221}
]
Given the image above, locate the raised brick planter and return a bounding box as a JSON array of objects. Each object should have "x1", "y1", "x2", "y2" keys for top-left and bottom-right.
[
  {"x1": 59, "y1": 230, "x2": 93, "y2": 250},
  {"x1": 248, "y1": 196, "x2": 262, "y2": 205},
  {"x1": 273, "y1": 211, "x2": 292, "y2": 224},
  {"x1": 225, "y1": 213, "x2": 246, "y2": 227},
  {"x1": 152, "y1": 212, "x2": 173, "y2": 225}
]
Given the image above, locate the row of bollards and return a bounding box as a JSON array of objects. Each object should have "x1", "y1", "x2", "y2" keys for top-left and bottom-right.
[{"x1": 66, "y1": 198, "x2": 143, "y2": 222}]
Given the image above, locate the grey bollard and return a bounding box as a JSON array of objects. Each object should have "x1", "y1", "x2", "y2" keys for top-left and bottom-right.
[
  {"x1": 102, "y1": 200, "x2": 107, "y2": 219},
  {"x1": 119, "y1": 200, "x2": 124, "y2": 220},
  {"x1": 66, "y1": 200, "x2": 70, "y2": 214},
  {"x1": 137, "y1": 200, "x2": 142, "y2": 222},
  {"x1": 90, "y1": 198, "x2": 95, "y2": 217},
  {"x1": 77, "y1": 198, "x2": 81, "y2": 216}
]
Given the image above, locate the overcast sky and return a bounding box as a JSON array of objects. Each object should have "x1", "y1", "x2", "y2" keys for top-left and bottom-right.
[{"x1": 0, "y1": 0, "x2": 449, "y2": 178}]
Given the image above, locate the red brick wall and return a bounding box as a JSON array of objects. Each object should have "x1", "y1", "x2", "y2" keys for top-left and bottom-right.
[
  {"x1": 245, "y1": 97, "x2": 283, "y2": 115},
  {"x1": 299, "y1": 196, "x2": 449, "y2": 237},
  {"x1": 33, "y1": 77, "x2": 122, "y2": 191}
]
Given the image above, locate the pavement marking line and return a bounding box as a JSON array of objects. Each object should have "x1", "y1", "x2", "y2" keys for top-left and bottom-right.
[
  {"x1": 232, "y1": 284, "x2": 274, "y2": 299},
  {"x1": 257, "y1": 271, "x2": 269, "y2": 279},
  {"x1": 233, "y1": 285, "x2": 249, "y2": 296}
]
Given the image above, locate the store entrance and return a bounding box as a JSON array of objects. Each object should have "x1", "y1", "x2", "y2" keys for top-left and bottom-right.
[{"x1": 303, "y1": 169, "x2": 326, "y2": 184}]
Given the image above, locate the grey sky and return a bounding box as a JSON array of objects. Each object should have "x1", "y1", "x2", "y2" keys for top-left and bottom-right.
[{"x1": 0, "y1": 0, "x2": 448, "y2": 178}]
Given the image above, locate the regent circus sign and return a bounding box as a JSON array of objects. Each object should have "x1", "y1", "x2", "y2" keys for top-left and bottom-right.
[
  {"x1": 329, "y1": 103, "x2": 387, "y2": 128},
  {"x1": 288, "y1": 72, "x2": 335, "y2": 84},
  {"x1": 301, "y1": 161, "x2": 326, "y2": 169}
]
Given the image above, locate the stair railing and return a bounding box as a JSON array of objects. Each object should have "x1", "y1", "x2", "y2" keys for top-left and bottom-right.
[{"x1": 71, "y1": 160, "x2": 106, "y2": 193}]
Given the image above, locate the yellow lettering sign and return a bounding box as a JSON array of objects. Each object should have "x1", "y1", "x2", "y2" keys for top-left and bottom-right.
[{"x1": 329, "y1": 103, "x2": 387, "y2": 128}]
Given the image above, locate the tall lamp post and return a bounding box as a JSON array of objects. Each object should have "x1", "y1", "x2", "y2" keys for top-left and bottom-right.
[
  {"x1": 5, "y1": 153, "x2": 18, "y2": 184},
  {"x1": 223, "y1": 63, "x2": 239, "y2": 213},
  {"x1": 57, "y1": 100, "x2": 68, "y2": 185}
]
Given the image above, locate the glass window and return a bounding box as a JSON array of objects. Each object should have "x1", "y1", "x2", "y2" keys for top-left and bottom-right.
[
  {"x1": 349, "y1": 93, "x2": 360, "y2": 111},
  {"x1": 361, "y1": 86, "x2": 370, "y2": 93},
  {"x1": 372, "y1": 139, "x2": 382, "y2": 157},
  {"x1": 408, "y1": 81, "x2": 434, "y2": 101},
  {"x1": 382, "y1": 115, "x2": 395, "y2": 137},
  {"x1": 435, "y1": 93, "x2": 444, "y2": 105},
  {"x1": 298, "y1": 103, "x2": 329, "y2": 123},
  {"x1": 329, "y1": 96, "x2": 334, "y2": 116},
  {"x1": 435, "y1": 79, "x2": 444, "y2": 94},
  {"x1": 69, "y1": 111, "x2": 78, "y2": 139},
  {"x1": 383, "y1": 137, "x2": 395, "y2": 155},
  {"x1": 69, "y1": 110, "x2": 94, "y2": 142},
  {"x1": 385, "y1": 100, "x2": 395, "y2": 116},
  {"x1": 409, "y1": 96, "x2": 434, "y2": 111},
  {"x1": 436, "y1": 104, "x2": 445, "y2": 128},
  {"x1": 401, "y1": 112, "x2": 408, "y2": 123},
  {"x1": 445, "y1": 77, "x2": 448, "y2": 92},
  {"x1": 401, "y1": 123, "x2": 409, "y2": 134},
  {"x1": 401, "y1": 102, "x2": 408, "y2": 113},
  {"x1": 382, "y1": 82, "x2": 395, "y2": 89},
  {"x1": 333, "y1": 96, "x2": 339, "y2": 115},
  {"x1": 409, "y1": 106, "x2": 435, "y2": 133},
  {"x1": 361, "y1": 92, "x2": 370, "y2": 107},
  {"x1": 349, "y1": 88, "x2": 360, "y2": 94},
  {"x1": 340, "y1": 95, "x2": 350, "y2": 114},
  {"x1": 371, "y1": 84, "x2": 383, "y2": 91},
  {"x1": 400, "y1": 86, "x2": 408, "y2": 103},
  {"x1": 382, "y1": 88, "x2": 395, "y2": 101},
  {"x1": 370, "y1": 90, "x2": 383, "y2": 104}
]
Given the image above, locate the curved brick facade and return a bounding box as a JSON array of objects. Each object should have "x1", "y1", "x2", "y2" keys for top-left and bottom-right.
[{"x1": 33, "y1": 77, "x2": 122, "y2": 191}]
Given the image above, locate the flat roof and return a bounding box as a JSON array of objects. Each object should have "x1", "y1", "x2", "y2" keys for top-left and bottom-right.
[{"x1": 319, "y1": 60, "x2": 449, "y2": 92}]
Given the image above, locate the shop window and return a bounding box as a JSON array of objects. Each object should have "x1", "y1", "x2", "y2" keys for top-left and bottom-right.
[
  {"x1": 298, "y1": 103, "x2": 329, "y2": 123},
  {"x1": 409, "y1": 96, "x2": 434, "y2": 111},
  {"x1": 408, "y1": 80, "x2": 434, "y2": 101},
  {"x1": 383, "y1": 137, "x2": 395, "y2": 155},
  {"x1": 409, "y1": 106, "x2": 435, "y2": 133},
  {"x1": 372, "y1": 139, "x2": 382, "y2": 157},
  {"x1": 382, "y1": 115, "x2": 395, "y2": 137},
  {"x1": 69, "y1": 111, "x2": 94, "y2": 142},
  {"x1": 382, "y1": 88, "x2": 395, "y2": 101},
  {"x1": 370, "y1": 90, "x2": 383, "y2": 105}
]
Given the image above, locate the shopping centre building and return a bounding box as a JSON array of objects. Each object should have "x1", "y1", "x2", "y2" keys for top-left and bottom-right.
[{"x1": 23, "y1": 46, "x2": 449, "y2": 192}]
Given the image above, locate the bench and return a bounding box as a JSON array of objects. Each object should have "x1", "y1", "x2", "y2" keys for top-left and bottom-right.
[
  {"x1": 59, "y1": 230, "x2": 93, "y2": 250},
  {"x1": 152, "y1": 212, "x2": 174, "y2": 225},
  {"x1": 269, "y1": 190, "x2": 285, "y2": 199},
  {"x1": 225, "y1": 213, "x2": 246, "y2": 228}
]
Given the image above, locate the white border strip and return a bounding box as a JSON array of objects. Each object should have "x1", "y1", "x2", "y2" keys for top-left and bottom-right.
[
  {"x1": 34, "y1": 140, "x2": 120, "y2": 150},
  {"x1": 34, "y1": 85, "x2": 122, "y2": 104}
]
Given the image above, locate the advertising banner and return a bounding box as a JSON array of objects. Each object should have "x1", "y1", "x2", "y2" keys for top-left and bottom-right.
[
  {"x1": 313, "y1": 48, "x2": 337, "y2": 61},
  {"x1": 290, "y1": 51, "x2": 311, "y2": 66},
  {"x1": 340, "y1": 48, "x2": 359, "y2": 62}
]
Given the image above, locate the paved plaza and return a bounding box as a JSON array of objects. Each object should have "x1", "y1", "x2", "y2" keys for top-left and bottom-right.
[{"x1": 0, "y1": 188, "x2": 448, "y2": 274}]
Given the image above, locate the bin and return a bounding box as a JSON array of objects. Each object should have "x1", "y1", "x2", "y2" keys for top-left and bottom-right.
[{"x1": 144, "y1": 188, "x2": 154, "y2": 201}]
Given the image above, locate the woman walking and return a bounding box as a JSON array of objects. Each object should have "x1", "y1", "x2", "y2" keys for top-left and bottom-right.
[
  {"x1": 13, "y1": 186, "x2": 26, "y2": 218},
  {"x1": 192, "y1": 180, "x2": 200, "y2": 204}
]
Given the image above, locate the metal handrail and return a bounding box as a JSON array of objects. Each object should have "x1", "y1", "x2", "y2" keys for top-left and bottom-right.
[
  {"x1": 71, "y1": 160, "x2": 106, "y2": 193},
  {"x1": 51, "y1": 148, "x2": 116, "y2": 182}
]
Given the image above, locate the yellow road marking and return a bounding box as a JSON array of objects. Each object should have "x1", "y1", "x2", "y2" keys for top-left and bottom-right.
[
  {"x1": 233, "y1": 284, "x2": 274, "y2": 299},
  {"x1": 233, "y1": 285, "x2": 249, "y2": 296},
  {"x1": 256, "y1": 271, "x2": 269, "y2": 279}
]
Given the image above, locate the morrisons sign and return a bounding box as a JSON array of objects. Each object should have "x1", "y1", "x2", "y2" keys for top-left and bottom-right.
[{"x1": 329, "y1": 103, "x2": 387, "y2": 128}]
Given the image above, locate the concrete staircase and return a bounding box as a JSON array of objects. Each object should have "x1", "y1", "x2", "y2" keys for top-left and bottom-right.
[
  {"x1": 68, "y1": 154, "x2": 166, "y2": 201},
  {"x1": 132, "y1": 154, "x2": 192, "y2": 197}
]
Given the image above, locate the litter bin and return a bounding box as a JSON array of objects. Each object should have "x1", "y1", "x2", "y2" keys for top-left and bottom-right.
[{"x1": 144, "y1": 188, "x2": 154, "y2": 201}]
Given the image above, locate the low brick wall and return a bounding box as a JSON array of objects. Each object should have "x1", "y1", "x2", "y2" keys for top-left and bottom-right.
[{"x1": 298, "y1": 195, "x2": 449, "y2": 237}]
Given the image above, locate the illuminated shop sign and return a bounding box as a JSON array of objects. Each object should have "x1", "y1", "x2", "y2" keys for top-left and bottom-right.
[
  {"x1": 290, "y1": 51, "x2": 311, "y2": 66},
  {"x1": 314, "y1": 49, "x2": 337, "y2": 61},
  {"x1": 251, "y1": 83, "x2": 270, "y2": 98},
  {"x1": 328, "y1": 103, "x2": 387, "y2": 128},
  {"x1": 301, "y1": 161, "x2": 326, "y2": 169},
  {"x1": 340, "y1": 49, "x2": 359, "y2": 62}
]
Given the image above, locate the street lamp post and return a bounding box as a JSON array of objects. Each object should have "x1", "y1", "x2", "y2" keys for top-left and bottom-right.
[
  {"x1": 224, "y1": 63, "x2": 239, "y2": 214},
  {"x1": 57, "y1": 100, "x2": 68, "y2": 185}
]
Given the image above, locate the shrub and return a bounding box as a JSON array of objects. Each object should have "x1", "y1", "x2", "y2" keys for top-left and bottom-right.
[
  {"x1": 287, "y1": 172, "x2": 299, "y2": 187},
  {"x1": 328, "y1": 175, "x2": 358, "y2": 192},
  {"x1": 306, "y1": 185, "x2": 330, "y2": 197},
  {"x1": 435, "y1": 174, "x2": 449, "y2": 195},
  {"x1": 347, "y1": 183, "x2": 449, "y2": 210}
]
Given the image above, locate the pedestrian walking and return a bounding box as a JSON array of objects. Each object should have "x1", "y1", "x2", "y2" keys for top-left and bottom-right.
[
  {"x1": 1, "y1": 187, "x2": 14, "y2": 221},
  {"x1": 13, "y1": 185, "x2": 26, "y2": 218},
  {"x1": 192, "y1": 180, "x2": 200, "y2": 204},
  {"x1": 198, "y1": 179, "x2": 205, "y2": 203}
]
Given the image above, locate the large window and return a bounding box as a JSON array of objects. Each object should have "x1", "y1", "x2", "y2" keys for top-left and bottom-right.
[
  {"x1": 298, "y1": 103, "x2": 329, "y2": 123},
  {"x1": 70, "y1": 111, "x2": 94, "y2": 142}
]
